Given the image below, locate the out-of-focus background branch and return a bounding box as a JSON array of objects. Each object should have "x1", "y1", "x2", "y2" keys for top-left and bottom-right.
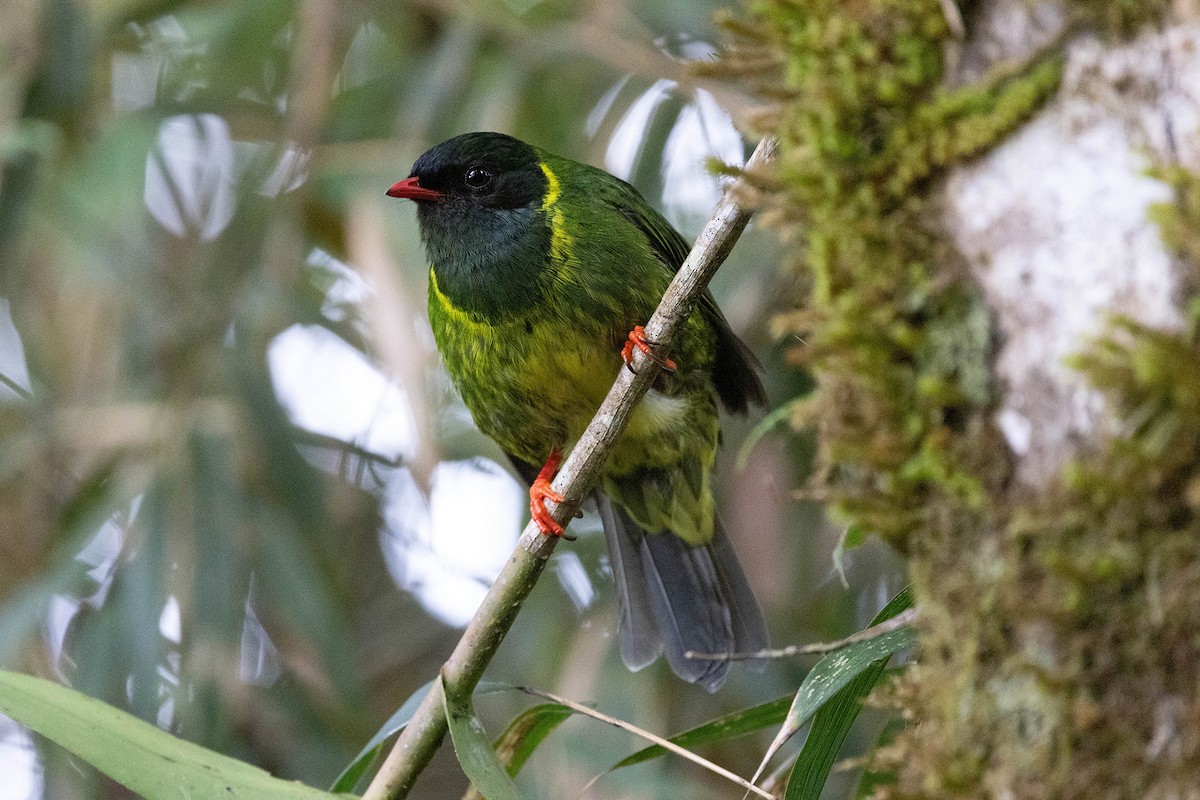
[{"x1": 0, "y1": 1, "x2": 900, "y2": 798}]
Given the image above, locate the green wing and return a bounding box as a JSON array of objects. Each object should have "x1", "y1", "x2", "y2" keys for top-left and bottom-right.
[{"x1": 598, "y1": 174, "x2": 766, "y2": 414}]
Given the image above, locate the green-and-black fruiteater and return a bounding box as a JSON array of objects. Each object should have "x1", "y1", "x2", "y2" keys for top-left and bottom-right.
[{"x1": 387, "y1": 132, "x2": 768, "y2": 691}]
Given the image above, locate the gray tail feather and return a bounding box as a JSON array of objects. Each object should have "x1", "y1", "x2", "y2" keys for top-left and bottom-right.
[
  {"x1": 597, "y1": 497, "x2": 663, "y2": 670},
  {"x1": 707, "y1": 517, "x2": 771, "y2": 658},
  {"x1": 597, "y1": 495, "x2": 769, "y2": 692}
]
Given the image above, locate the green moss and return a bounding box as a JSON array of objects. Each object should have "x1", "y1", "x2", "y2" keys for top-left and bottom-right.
[
  {"x1": 878, "y1": 58, "x2": 1063, "y2": 197},
  {"x1": 1149, "y1": 166, "x2": 1200, "y2": 317},
  {"x1": 716, "y1": 0, "x2": 1059, "y2": 547},
  {"x1": 995, "y1": 301, "x2": 1200, "y2": 795},
  {"x1": 718, "y1": 0, "x2": 1196, "y2": 796}
]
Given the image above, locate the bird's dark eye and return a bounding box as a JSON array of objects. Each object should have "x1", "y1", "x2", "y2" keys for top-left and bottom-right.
[{"x1": 464, "y1": 166, "x2": 493, "y2": 190}]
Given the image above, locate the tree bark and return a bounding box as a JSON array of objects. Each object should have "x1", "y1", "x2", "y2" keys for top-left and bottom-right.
[{"x1": 718, "y1": 1, "x2": 1200, "y2": 796}]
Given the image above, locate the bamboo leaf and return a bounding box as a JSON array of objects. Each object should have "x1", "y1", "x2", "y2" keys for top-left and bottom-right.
[
  {"x1": 0, "y1": 671, "x2": 344, "y2": 800},
  {"x1": 441, "y1": 677, "x2": 523, "y2": 800},
  {"x1": 608, "y1": 694, "x2": 793, "y2": 771},
  {"x1": 832, "y1": 524, "x2": 867, "y2": 588},
  {"x1": 330, "y1": 679, "x2": 435, "y2": 793},
  {"x1": 735, "y1": 399, "x2": 798, "y2": 469},
  {"x1": 333, "y1": 679, "x2": 515, "y2": 793},
  {"x1": 493, "y1": 703, "x2": 572, "y2": 777},
  {"x1": 460, "y1": 703, "x2": 572, "y2": 800},
  {"x1": 784, "y1": 655, "x2": 890, "y2": 800},
  {"x1": 753, "y1": 587, "x2": 915, "y2": 784},
  {"x1": 518, "y1": 686, "x2": 773, "y2": 800}
]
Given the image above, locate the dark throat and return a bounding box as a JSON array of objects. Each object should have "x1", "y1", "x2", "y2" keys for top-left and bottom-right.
[{"x1": 421, "y1": 203, "x2": 552, "y2": 321}]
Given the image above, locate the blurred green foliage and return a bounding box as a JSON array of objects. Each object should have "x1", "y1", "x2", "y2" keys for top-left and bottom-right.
[{"x1": 0, "y1": 0, "x2": 902, "y2": 797}]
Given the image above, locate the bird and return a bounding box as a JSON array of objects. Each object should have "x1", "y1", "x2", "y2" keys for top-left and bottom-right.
[{"x1": 386, "y1": 131, "x2": 768, "y2": 691}]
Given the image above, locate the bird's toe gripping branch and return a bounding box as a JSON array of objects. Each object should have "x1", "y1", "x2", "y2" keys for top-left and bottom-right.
[
  {"x1": 530, "y1": 449, "x2": 574, "y2": 539},
  {"x1": 622, "y1": 325, "x2": 677, "y2": 375}
]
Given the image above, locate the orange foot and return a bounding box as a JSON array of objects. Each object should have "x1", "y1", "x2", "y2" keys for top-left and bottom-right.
[
  {"x1": 621, "y1": 325, "x2": 677, "y2": 374},
  {"x1": 530, "y1": 449, "x2": 568, "y2": 538}
]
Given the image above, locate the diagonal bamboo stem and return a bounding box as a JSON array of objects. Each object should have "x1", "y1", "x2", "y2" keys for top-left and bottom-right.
[{"x1": 362, "y1": 137, "x2": 778, "y2": 800}]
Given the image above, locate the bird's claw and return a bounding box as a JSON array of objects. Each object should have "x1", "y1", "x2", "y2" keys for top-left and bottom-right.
[
  {"x1": 530, "y1": 479, "x2": 567, "y2": 537},
  {"x1": 530, "y1": 449, "x2": 574, "y2": 539},
  {"x1": 622, "y1": 325, "x2": 677, "y2": 375}
]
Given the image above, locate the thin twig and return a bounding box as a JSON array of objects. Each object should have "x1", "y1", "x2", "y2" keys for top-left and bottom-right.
[
  {"x1": 517, "y1": 686, "x2": 775, "y2": 800},
  {"x1": 686, "y1": 608, "x2": 918, "y2": 662},
  {"x1": 361, "y1": 137, "x2": 777, "y2": 800}
]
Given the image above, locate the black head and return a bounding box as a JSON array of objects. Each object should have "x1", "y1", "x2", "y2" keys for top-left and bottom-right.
[
  {"x1": 386, "y1": 133, "x2": 554, "y2": 320},
  {"x1": 387, "y1": 132, "x2": 545, "y2": 210}
]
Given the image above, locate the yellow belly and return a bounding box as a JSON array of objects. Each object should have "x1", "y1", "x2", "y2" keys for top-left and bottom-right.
[{"x1": 532, "y1": 330, "x2": 690, "y2": 474}]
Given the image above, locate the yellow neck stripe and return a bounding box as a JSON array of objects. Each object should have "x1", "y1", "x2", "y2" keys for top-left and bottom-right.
[
  {"x1": 539, "y1": 162, "x2": 561, "y2": 212},
  {"x1": 537, "y1": 161, "x2": 573, "y2": 266},
  {"x1": 429, "y1": 266, "x2": 482, "y2": 327}
]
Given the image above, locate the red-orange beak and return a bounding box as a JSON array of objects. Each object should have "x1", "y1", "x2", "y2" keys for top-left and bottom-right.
[{"x1": 386, "y1": 176, "x2": 443, "y2": 202}]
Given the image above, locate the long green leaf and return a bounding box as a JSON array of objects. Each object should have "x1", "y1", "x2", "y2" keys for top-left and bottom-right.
[
  {"x1": 831, "y1": 524, "x2": 867, "y2": 588},
  {"x1": 754, "y1": 587, "x2": 915, "y2": 782},
  {"x1": 609, "y1": 694, "x2": 793, "y2": 771},
  {"x1": 784, "y1": 656, "x2": 889, "y2": 800},
  {"x1": 782, "y1": 588, "x2": 915, "y2": 800},
  {"x1": 329, "y1": 679, "x2": 435, "y2": 792},
  {"x1": 494, "y1": 703, "x2": 572, "y2": 777},
  {"x1": 851, "y1": 716, "x2": 907, "y2": 798},
  {"x1": 441, "y1": 677, "x2": 523, "y2": 800},
  {"x1": 331, "y1": 679, "x2": 516, "y2": 793},
  {"x1": 0, "y1": 671, "x2": 343, "y2": 800},
  {"x1": 460, "y1": 703, "x2": 572, "y2": 800},
  {"x1": 782, "y1": 625, "x2": 913, "y2": 734}
]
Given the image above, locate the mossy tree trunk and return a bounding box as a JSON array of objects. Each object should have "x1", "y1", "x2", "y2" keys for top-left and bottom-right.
[{"x1": 718, "y1": 1, "x2": 1200, "y2": 797}]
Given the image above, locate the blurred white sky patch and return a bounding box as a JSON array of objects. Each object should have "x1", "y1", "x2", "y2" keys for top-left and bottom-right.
[
  {"x1": 145, "y1": 113, "x2": 308, "y2": 240},
  {"x1": 307, "y1": 248, "x2": 374, "y2": 324},
  {"x1": 145, "y1": 114, "x2": 237, "y2": 240},
  {"x1": 586, "y1": 76, "x2": 631, "y2": 138},
  {"x1": 341, "y1": 22, "x2": 392, "y2": 90},
  {"x1": 380, "y1": 460, "x2": 524, "y2": 627},
  {"x1": 112, "y1": 16, "x2": 194, "y2": 112},
  {"x1": 156, "y1": 600, "x2": 182, "y2": 730},
  {"x1": 0, "y1": 300, "x2": 31, "y2": 402},
  {"x1": 0, "y1": 718, "x2": 41, "y2": 800},
  {"x1": 660, "y1": 88, "x2": 744, "y2": 227},
  {"x1": 267, "y1": 323, "x2": 418, "y2": 465},
  {"x1": 595, "y1": 77, "x2": 744, "y2": 227},
  {"x1": 46, "y1": 510, "x2": 129, "y2": 679},
  {"x1": 603, "y1": 78, "x2": 675, "y2": 181},
  {"x1": 258, "y1": 144, "x2": 309, "y2": 197},
  {"x1": 158, "y1": 595, "x2": 181, "y2": 644},
  {"x1": 553, "y1": 551, "x2": 595, "y2": 613}
]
